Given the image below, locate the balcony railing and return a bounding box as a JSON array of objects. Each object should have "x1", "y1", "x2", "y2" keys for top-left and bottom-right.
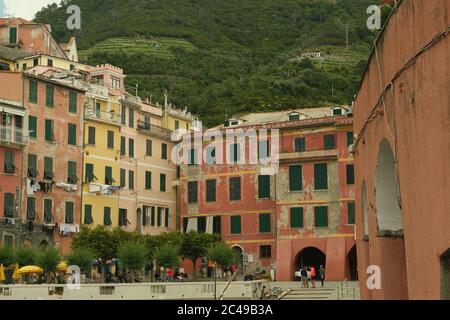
[
  {"x1": 0, "y1": 126, "x2": 28, "y2": 145},
  {"x1": 85, "y1": 108, "x2": 121, "y2": 124},
  {"x1": 137, "y1": 120, "x2": 172, "y2": 140}
]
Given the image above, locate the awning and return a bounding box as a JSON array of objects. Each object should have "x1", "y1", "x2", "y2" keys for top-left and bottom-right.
[{"x1": 0, "y1": 106, "x2": 25, "y2": 117}]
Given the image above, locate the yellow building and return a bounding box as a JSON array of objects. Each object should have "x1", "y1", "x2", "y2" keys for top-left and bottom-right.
[{"x1": 162, "y1": 93, "x2": 200, "y2": 134}]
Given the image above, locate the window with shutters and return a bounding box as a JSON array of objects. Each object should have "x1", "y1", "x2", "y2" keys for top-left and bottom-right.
[
  {"x1": 45, "y1": 84, "x2": 54, "y2": 107},
  {"x1": 28, "y1": 116, "x2": 37, "y2": 139},
  {"x1": 205, "y1": 146, "x2": 216, "y2": 165},
  {"x1": 103, "y1": 207, "x2": 112, "y2": 226},
  {"x1": 289, "y1": 165, "x2": 302, "y2": 191},
  {"x1": 294, "y1": 137, "x2": 306, "y2": 152},
  {"x1": 151, "y1": 206, "x2": 155, "y2": 226},
  {"x1": 129, "y1": 109, "x2": 134, "y2": 128},
  {"x1": 121, "y1": 106, "x2": 126, "y2": 125},
  {"x1": 290, "y1": 207, "x2": 304, "y2": 228},
  {"x1": 47, "y1": 59, "x2": 53, "y2": 67},
  {"x1": 206, "y1": 179, "x2": 216, "y2": 202},
  {"x1": 197, "y1": 216, "x2": 206, "y2": 233},
  {"x1": 230, "y1": 215, "x2": 241, "y2": 234},
  {"x1": 142, "y1": 206, "x2": 148, "y2": 226},
  {"x1": 88, "y1": 126, "x2": 95, "y2": 145},
  {"x1": 9, "y1": 27, "x2": 17, "y2": 44},
  {"x1": 27, "y1": 154, "x2": 39, "y2": 178},
  {"x1": 4, "y1": 150, "x2": 15, "y2": 174},
  {"x1": 33, "y1": 58, "x2": 38, "y2": 67},
  {"x1": 230, "y1": 143, "x2": 240, "y2": 163},
  {"x1": 107, "y1": 131, "x2": 114, "y2": 149},
  {"x1": 119, "y1": 209, "x2": 127, "y2": 227},
  {"x1": 68, "y1": 123, "x2": 77, "y2": 145},
  {"x1": 160, "y1": 173, "x2": 166, "y2": 192},
  {"x1": 4, "y1": 193, "x2": 14, "y2": 217},
  {"x1": 348, "y1": 202, "x2": 355, "y2": 225},
  {"x1": 29, "y1": 80, "x2": 38, "y2": 103},
  {"x1": 324, "y1": 134, "x2": 336, "y2": 149},
  {"x1": 120, "y1": 136, "x2": 126, "y2": 155},
  {"x1": 259, "y1": 213, "x2": 271, "y2": 233},
  {"x1": 44, "y1": 157, "x2": 53, "y2": 180},
  {"x1": 213, "y1": 216, "x2": 221, "y2": 234},
  {"x1": 188, "y1": 181, "x2": 198, "y2": 203},
  {"x1": 260, "y1": 245, "x2": 272, "y2": 258},
  {"x1": 346, "y1": 164, "x2": 355, "y2": 185},
  {"x1": 145, "y1": 171, "x2": 152, "y2": 190},
  {"x1": 157, "y1": 207, "x2": 163, "y2": 227},
  {"x1": 314, "y1": 206, "x2": 328, "y2": 228},
  {"x1": 120, "y1": 169, "x2": 126, "y2": 188},
  {"x1": 105, "y1": 166, "x2": 114, "y2": 185},
  {"x1": 188, "y1": 148, "x2": 198, "y2": 165},
  {"x1": 183, "y1": 218, "x2": 189, "y2": 233},
  {"x1": 258, "y1": 175, "x2": 270, "y2": 198},
  {"x1": 129, "y1": 138, "x2": 134, "y2": 158},
  {"x1": 85, "y1": 163, "x2": 96, "y2": 182},
  {"x1": 45, "y1": 119, "x2": 54, "y2": 142},
  {"x1": 161, "y1": 143, "x2": 168, "y2": 160},
  {"x1": 165, "y1": 208, "x2": 169, "y2": 228},
  {"x1": 128, "y1": 170, "x2": 134, "y2": 190},
  {"x1": 289, "y1": 113, "x2": 300, "y2": 122},
  {"x1": 69, "y1": 91, "x2": 77, "y2": 113},
  {"x1": 44, "y1": 199, "x2": 53, "y2": 222},
  {"x1": 65, "y1": 202, "x2": 74, "y2": 224},
  {"x1": 146, "y1": 139, "x2": 152, "y2": 156},
  {"x1": 314, "y1": 163, "x2": 328, "y2": 190},
  {"x1": 229, "y1": 177, "x2": 241, "y2": 201},
  {"x1": 175, "y1": 120, "x2": 179, "y2": 130},
  {"x1": 347, "y1": 132, "x2": 354, "y2": 147},
  {"x1": 67, "y1": 161, "x2": 77, "y2": 184},
  {"x1": 27, "y1": 197, "x2": 36, "y2": 221},
  {"x1": 84, "y1": 204, "x2": 93, "y2": 224},
  {"x1": 258, "y1": 140, "x2": 269, "y2": 159}
]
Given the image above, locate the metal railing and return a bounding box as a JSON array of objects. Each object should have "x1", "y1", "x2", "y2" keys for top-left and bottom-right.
[
  {"x1": 0, "y1": 126, "x2": 28, "y2": 145},
  {"x1": 84, "y1": 108, "x2": 121, "y2": 124},
  {"x1": 137, "y1": 120, "x2": 172, "y2": 140},
  {"x1": 337, "y1": 281, "x2": 360, "y2": 300}
]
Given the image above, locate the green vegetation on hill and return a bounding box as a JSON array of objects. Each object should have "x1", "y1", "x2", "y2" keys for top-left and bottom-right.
[{"x1": 35, "y1": 0, "x2": 388, "y2": 127}]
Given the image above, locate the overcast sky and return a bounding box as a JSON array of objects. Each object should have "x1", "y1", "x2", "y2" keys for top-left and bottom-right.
[{"x1": 3, "y1": 0, "x2": 58, "y2": 20}]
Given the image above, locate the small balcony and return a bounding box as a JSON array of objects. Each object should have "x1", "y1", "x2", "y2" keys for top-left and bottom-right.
[
  {"x1": 84, "y1": 108, "x2": 121, "y2": 125},
  {"x1": 0, "y1": 126, "x2": 28, "y2": 146},
  {"x1": 137, "y1": 120, "x2": 172, "y2": 140}
]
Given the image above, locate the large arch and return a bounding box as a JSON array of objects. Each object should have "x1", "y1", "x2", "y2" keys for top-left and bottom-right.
[
  {"x1": 346, "y1": 245, "x2": 358, "y2": 281},
  {"x1": 441, "y1": 249, "x2": 450, "y2": 300},
  {"x1": 294, "y1": 247, "x2": 326, "y2": 275},
  {"x1": 231, "y1": 245, "x2": 244, "y2": 275}
]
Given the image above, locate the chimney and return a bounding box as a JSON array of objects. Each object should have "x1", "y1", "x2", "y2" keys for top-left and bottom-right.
[{"x1": 164, "y1": 92, "x2": 168, "y2": 110}]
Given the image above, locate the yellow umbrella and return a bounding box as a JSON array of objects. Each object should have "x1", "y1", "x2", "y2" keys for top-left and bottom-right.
[
  {"x1": 56, "y1": 261, "x2": 68, "y2": 272},
  {"x1": 0, "y1": 264, "x2": 5, "y2": 282},
  {"x1": 17, "y1": 265, "x2": 44, "y2": 275},
  {"x1": 12, "y1": 263, "x2": 19, "y2": 280}
]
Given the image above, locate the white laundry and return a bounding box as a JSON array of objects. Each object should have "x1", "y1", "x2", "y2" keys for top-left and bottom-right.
[
  {"x1": 89, "y1": 183, "x2": 101, "y2": 193},
  {"x1": 101, "y1": 185, "x2": 111, "y2": 195},
  {"x1": 56, "y1": 182, "x2": 79, "y2": 192}
]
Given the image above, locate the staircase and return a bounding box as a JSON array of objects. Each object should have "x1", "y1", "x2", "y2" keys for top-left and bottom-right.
[{"x1": 280, "y1": 287, "x2": 335, "y2": 300}]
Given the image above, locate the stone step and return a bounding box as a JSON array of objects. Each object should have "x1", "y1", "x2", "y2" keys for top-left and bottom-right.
[{"x1": 282, "y1": 296, "x2": 330, "y2": 300}]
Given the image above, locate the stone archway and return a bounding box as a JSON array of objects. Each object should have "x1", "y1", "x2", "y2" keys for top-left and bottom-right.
[
  {"x1": 232, "y1": 245, "x2": 244, "y2": 275},
  {"x1": 347, "y1": 245, "x2": 358, "y2": 281},
  {"x1": 294, "y1": 247, "x2": 326, "y2": 279}
]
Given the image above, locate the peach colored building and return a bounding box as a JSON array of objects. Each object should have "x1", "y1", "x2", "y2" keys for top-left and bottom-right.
[{"x1": 354, "y1": 0, "x2": 450, "y2": 300}]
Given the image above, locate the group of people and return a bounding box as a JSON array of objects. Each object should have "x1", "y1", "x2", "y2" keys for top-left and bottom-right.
[
  {"x1": 155, "y1": 267, "x2": 188, "y2": 282},
  {"x1": 298, "y1": 265, "x2": 325, "y2": 288}
]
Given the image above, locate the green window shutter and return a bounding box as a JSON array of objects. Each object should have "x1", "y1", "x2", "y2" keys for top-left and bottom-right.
[
  {"x1": 175, "y1": 120, "x2": 179, "y2": 130},
  {"x1": 85, "y1": 163, "x2": 94, "y2": 182},
  {"x1": 314, "y1": 206, "x2": 328, "y2": 228},
  {"x1": 189, "y1": 148, "x2": 198, "y2": 165},
  {"x1": 145, "y1": 171, "x2": 152, "y2": 190},
  {"x1": 121, "y1": 106, "x2": 126, "y2": 125},
  {"x1": 188, "y1": 181, "x2": 198, "y2": 203},
  {"x1": 69, "y1": 91, "x2": 77, "y2": 113},
  {"x1": 9, "y1": 27, "x2": 17, "y2": 44},
  {"x1": 107, "y1": 131, "x2": 114, "y2": 149},
  {"x1": 45, "y1": 119, "x2": 54, "y2": 142},
  {"x1": 105, "y1": 166, "x2": 113, "y2": 185},
  {"x1": 258, "y1": 140, "x2": 269, "y2": 159},
  {"x1": 229, "y1": 177, "x2": 241, "y2": 201},
  {"x1": 314, "y1": 163, "x2": 328, "y2": 190},
  {"x1": 162, "y1": 143, "x2": 167, "y2": 159},
  {"x1": 142, "y1": 206, "x2": 148, "y2": 226},
  {"x1": 346, "y1": 164, "x2": 355, "y2": 185},
  {"x1": 290, "y1": 207, "x2": 304, "y2": 228},
  {"x1": 28, "y1": 116, "x2": 37, "y2": 138},
  {"x1": 289, "y1": 165, "x2": 302, "y2": 191},
  {"x1": 4, "y1": 150, "x2": 15, "y2": 173},
  {"x1": 45, "y1": 84, "x2": 54, "y2": 107},
  {"x1": 197, "y1": 216, "x2": 206, "y2": 233},
  {"x1": 4, "y1": 193, "x2": 14, "y2": 217},
  {"x1": 160, "y1": 173, "x2": 166, "y2": 192},
  {"x1": 88, "y1": 127, "x2": 96, "y2": 145},
  {"x1": 258, "y1": 175, "x2": 270, "y2": 198},
  {"x1": 151, "y1": 207, "x2": 155, "y2": 226},
  {"x1": 68, "y1": 161, "x2": 77, "y2": 184},
  {"x1": 295, "y1": 137, "x2": 306, "y2": 152},
  {"x1": 44, "y1": 157, "x2": 53, "y2": 180},
  {"x1": 230, "y1": 215, "x2": 241, "y2": 234},
  {"x1": 230, "y1": 143, "x2": 240, "y2": 162},
  {"x1": 157, "y1": 207, "x2": 162, "y2": 227},
  {"x1": 44, "y1": 199, "x2": 53, "y2": 222},
  {"x1": 120, "y1": 136, "x2": 126, "y2": 155},
  {"x1": 27, "y1": 197, "x2": 36, "y2": 220},
  {"x1": 65, "y1": 202, "x2": 74, "y2": 223},
  {"x1": 29, "y1": 80, "x2": 38, "y2": 103},
  {"x1": 27, "y1": 154, "x2": 38, "y2": 178},
  {"x1": 213, "y1": 216, "x2": 221, "y2": 234},
  {"x1": 324, "y1": 134, "x2": 336, "y2": 149},
  {"x1": 119, "y1": 209, "x2": 127, "y2": 227},
  {"x1": 206, "y1": 179, "x2": 216, "y2": 202},
  {"x1": 129, "y1": 109, "x2": 134, "y2": 128},
  {"x1": 348, "y1": 202, "x2": 355, "y2": 224},
  {"x1": 146, "y1": 139, "x2": 152, "y2": 156},
  {"x1": 103, "y1": 207, "x2": 111, "y2": 226},
  {"x1": 165, "y1": 208, "x2": 169, "y2": 228},
  {"x1": 84, "y1": 204, "x2": 93, "y2": 224},
  {"x1": 347, "y1": 131, "x2": 354, "y2": 147},
  {"x1": 129, "y1": 138, "x2": 134, "y2": 158},
  {"x1": 128, "y1": 170, "x2": 134, "y2": 190},
  {"x1": 120, "y1": 169, "x2": 126, "y2": 188},
  {"x1": 68, "y1": 123, "x2": 77, "y2": 145},
  {"x1": 259, "y1": 213, "x2": 271, "y2": 233}
]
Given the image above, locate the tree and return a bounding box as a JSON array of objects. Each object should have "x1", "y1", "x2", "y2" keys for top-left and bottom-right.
[
  {"x1": 66, "y1": 247, "x2": 94, "y2": 274},
  {"x1": 36, "y1": 246, "x2": 60, "y2": 283},
  {"x1": 154, "y1": 244, "x2": 180, "y2": 270},
  {"x1": 180, "y1": 232, "x2": 218, "y2": 279},
  {"x1": 117, "y1": 241, "x2": 147, "y2": 282},
  {"x1": 0, "y1": 245, "x2": 14, "y2": 267},
  {"x1": 207, "y1": 242, "x2": 235, "y2": 271},
  {"x1": 15, "y1": 246, "x2": 37, "y2": 267}
]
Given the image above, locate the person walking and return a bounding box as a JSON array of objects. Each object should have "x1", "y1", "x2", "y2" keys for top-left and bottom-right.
[
  {"x1": 310, "y1": 265, "x2": 316, "y2": 288},
  {"x1": 319, "y1": 265, "x2": 325, "y2": 287},
  {"x1": 300, "y1": 266, "x2": 308, "y2": 288}
]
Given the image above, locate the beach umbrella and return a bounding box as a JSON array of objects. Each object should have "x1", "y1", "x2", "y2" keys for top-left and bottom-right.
[
  {"x1": 12, "y1": 263, "x2": 19, "y2": 280},
  {"x1": 17, "y1": 265, "x2": 44, "y2": 274},
  {"x1": 0, "y1": 264, "x2": 5, "y2": 281}
]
